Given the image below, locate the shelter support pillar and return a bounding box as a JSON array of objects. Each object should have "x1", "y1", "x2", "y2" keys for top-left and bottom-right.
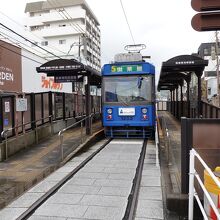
[
  {"x1": 85, "y1": 75, "x2": 91, "y2": 135},
  {"x1": 196, "y1": 71, "x2": 203, "y2": 117},
  {"x1": 169, "y1": 90, "x2": 172, "y2": 113},
  {"x1": 171, "y1": 90, "x2": 174, "y2": 115},
  {"x1": 180, "y1": 85, "x2": 183, "y2": 117},
  {"x1": 176, "y1": 87, "x2": 179, "y2": 119},
  {"x1": 187, "y1": 81, "x2": 190, "y2": 118}
]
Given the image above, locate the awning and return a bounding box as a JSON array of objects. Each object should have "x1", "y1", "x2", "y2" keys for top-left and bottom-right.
[
  {"x1": 36, "y1": 59, "x2": 101, "y2": 86},
  {"x1": 158, "y1": 55, "x2": 208, "y2": 91}
]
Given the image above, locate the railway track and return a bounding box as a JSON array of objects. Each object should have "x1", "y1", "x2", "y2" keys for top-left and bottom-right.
[{"x1": 14, "y1": 138, "x2": 148, "y2": 220}]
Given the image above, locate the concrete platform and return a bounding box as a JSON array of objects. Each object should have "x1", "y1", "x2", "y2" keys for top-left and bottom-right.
[
  {"x1": 0, "y1": 121, "x2": 102, "y2": 209},
  {"x1": 0, "y1": 138, "x2": 164, "y2": 220},
  {"x1": 157, "y1": 111, "x2": 188, "y2": 218}
]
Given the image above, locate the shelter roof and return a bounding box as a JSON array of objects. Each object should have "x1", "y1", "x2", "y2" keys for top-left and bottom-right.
[
  {"x1": 158, "y1": 55, "x2": 208, "y2": 91},
  {"x1": 36, "y1": 59, "x2": 101, "y2": 86}
]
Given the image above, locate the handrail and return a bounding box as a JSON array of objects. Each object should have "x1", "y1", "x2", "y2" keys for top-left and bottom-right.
[
  {"x1": 1, "y1": 115, "x2": 53, "y2": 160},
  {"x1": 1, "y1": 115, "x2": 53, "y2": 138},
  {"x1": 58, "y1": 112, "x2": 101, "y2": 161},
  {"x1": 161, "y1": 116, "x2": 171, "y2": 165},
  {"x1": 188, "y1": 148, "x2": 220, "y2": 220},
  {"x1": 202, "y1": 100, "x2": 220, "y2": 110},
  {"x1": 58, "y1": 112, "x2": 99, "y2": 136}
]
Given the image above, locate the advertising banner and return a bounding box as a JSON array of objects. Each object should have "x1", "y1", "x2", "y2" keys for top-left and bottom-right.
[{"x1": 0, "y1": 40, "x2": 22, "y2": 92}]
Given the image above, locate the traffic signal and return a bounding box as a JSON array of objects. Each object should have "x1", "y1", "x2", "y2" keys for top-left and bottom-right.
[{"x1": 191, "y1": 0, "x2": 220, "y2": 31}]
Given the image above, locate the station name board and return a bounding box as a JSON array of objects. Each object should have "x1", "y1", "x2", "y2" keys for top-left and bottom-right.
[
  {"x1": 111, "y1": 65, "x2": 143, "y2": 73},
  {"x1": 54, "y1": 75, "x2": 78, "y2": 83},
  {"x1": 39, "y1": 64, "x2": 83, "y2": 71}
]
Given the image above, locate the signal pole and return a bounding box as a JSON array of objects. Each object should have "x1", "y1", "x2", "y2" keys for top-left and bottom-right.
[{"x1": 215, "y1": 31, "x2": 220, "y2": 106}]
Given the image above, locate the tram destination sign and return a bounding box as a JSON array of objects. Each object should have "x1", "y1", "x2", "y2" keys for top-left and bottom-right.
[{"x1": 111, "y1": 65, "x2": 143, "y2": 73}]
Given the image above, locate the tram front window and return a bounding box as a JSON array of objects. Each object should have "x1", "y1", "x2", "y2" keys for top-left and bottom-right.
[{"x1": 104, "y1": 75, "x2": 152, "y2": 104}]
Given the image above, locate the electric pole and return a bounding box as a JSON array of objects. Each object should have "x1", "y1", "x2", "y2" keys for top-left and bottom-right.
[
  {"x1": 78, "y1": 35, "x2": 82, "y2": 62},
  {"x1": 215, "y1": 31, "x2": 220, "y2": 106}
]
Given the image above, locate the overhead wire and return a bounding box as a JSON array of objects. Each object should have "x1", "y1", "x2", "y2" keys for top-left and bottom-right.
[
  {"x1": 0, "y1": 42, "x2": 43, "y2": 64},
  {"x1": 47, "y1": 0, "x2": 86, "y2": 35},
  {"x1": 0, "y1": 30, "x2": 50, "y2": 60},
  {"x1": 48, "y1": 0, "x2": 110, "y2": 67},
  {"x1": 54, "y1": 0, "x2": 89, "y2": 35},
  {"x1": 49, "y1": 0, "x2": 98, "y2": 66},
  {"x1": 0, "y1": 9, "x2": 67, "y2": 56},
  {"x1": 119, "y1": 0, "x2": 136, "y2": 45},
  {"x1": 0, "y1": 22, "x2": 61, "y2": 59}
]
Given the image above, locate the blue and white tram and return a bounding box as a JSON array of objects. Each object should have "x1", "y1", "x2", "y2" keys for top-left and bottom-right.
[{"x1": 101, "y1": 52, "x2": 156, "y2": 138}]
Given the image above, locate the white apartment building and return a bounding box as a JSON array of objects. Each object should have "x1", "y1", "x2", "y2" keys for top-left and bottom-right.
[{"x1": 25, "y1": 0, "x2": 101, "y2": 71}]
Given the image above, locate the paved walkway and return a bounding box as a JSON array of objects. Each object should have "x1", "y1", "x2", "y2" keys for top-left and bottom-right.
[
  {"x1": 135, "y1": 141, "x2": 164, "y2": 220},
  {"x1": 158, "y1": 111, "x2": 181, "y2": 193},
  {"x1": 28, "y1": 139, "x2": 144, "y2": 220},
  {"x1": 0, "y1": 137, "x2": 164, "y2": 220},
  {"x1": 0, "y1": 121, "x2": 102, "y2": 209}
]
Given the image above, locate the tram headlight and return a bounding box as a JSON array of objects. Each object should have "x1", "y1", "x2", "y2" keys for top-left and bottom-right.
[
  {"x1": 107, "y1": 108, "x2": 113, "y2": 114},
  {"x1": 142, "y1": 108, "x2": 148, "y2": 114}
]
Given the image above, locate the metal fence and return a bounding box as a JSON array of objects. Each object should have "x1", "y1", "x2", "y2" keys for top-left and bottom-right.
[
  {"x1": 0, "y1": 92, "x2": 101, "y2": 142},
  {"x1": 157, "y1": 100, "x2": 220, "y2": 119},
  {"x1": 188, "y1": 148, "x2": 220, "y2": 220},
  {"x1": 201, "y1": 101, "x2": 220, "y2": 118}
]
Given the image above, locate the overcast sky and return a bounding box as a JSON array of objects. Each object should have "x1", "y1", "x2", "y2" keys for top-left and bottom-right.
[{"x1": 0, "y1": 0, "x2": 214, "y2": 80}]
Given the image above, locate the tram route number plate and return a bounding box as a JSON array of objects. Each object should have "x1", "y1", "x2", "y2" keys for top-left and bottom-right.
[{"x1": 118, "y1": 108, "x2": 135, "y2": 116}]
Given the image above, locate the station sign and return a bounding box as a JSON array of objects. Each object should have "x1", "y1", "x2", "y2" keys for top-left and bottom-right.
[
  {"x1": 54, "y1": 75, "x2": 78, "y2": 83},
  {"x1": 38, "y1": 64, "x2": 83, "y2": 72},
  {"x1": 111, "y1": 65, "x2": 143, "y2": 73},
  {"x1": 16, "y1": 98, "x2": 27, "y2": 112}
]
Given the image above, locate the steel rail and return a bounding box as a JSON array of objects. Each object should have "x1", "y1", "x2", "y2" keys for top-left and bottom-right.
[
  {"x1": 16, "y1": 138, "x2": 112, "y2": 220},
  {"x1": 122, "y1": 139, "x2": 147, "y2": 220}
]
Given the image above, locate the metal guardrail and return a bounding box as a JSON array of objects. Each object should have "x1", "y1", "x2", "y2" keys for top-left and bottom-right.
[
  {"x1": 1, "y1": 115, "x2": 53, "y2": 160},
  {"x1": 161, "y1": 116, "x2": 171, "y2": 165},
  {"x1": 188, "y1": 148, "x2": 220, "y2": 220},
  {"x1": 58, "y1": 112, "x2": 100, "y2": 161}
]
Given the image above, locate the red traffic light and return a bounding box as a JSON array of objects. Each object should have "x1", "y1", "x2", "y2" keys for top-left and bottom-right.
[
  {"x1": 191, "y1": 0, "x2": 220, "y2": 12},
  {"x1": 191, "y1": 0, "x2": 220, "y2": 31}
]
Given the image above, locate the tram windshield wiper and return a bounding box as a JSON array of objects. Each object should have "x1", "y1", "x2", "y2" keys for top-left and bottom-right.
[{"x1": 137, "y1": 77, "x2": 143, "y2": 89}]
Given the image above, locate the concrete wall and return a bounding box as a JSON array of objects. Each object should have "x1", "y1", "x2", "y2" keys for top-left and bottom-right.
[{"x1": 0, "y1": 117, "x2": 77, "y2": 161}]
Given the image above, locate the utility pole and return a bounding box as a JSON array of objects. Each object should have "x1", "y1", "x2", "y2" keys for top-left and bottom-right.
[
  {"x1": 215, "y1": 31, "x2": 220, "y2": 106},
  {"x1": 78, "y1": 35, "x2": 82, "y2": 62}
]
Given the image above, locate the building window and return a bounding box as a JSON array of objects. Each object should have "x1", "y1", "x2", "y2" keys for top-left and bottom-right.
[
  {"x1": 59, "y1": 39, "x2": 66, "y2": 45},
  {"x1": 41, "y1": 41, "x2": 48, "y2": 46},
  {"x1": 204, "y1": 48, "x2": 209, "y2": 55},
  {"x1": 208, "y1": 87, "x2": 211, "y2": 95}
]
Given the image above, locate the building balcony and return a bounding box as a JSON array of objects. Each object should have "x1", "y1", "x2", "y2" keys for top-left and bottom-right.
[
  {"x1": 26, "y1": 9, "x2": 86, "y2": 27},
  {"x1": 31, "y1": 25, "x2": 86, "y2": 38}
]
